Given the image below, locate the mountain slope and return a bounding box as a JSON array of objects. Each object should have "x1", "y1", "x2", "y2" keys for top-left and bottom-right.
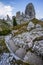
[{"x1": 0, "y1": 19, "x2": 11, "y2": 35}]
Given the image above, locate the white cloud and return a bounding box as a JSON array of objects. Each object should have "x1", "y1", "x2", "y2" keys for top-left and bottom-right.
[{"x1": 0, "y1": 2, "x2": 13, "y2": 19}]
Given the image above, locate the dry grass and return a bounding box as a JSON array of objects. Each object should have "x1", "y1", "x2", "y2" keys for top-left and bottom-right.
[
  {"x1": 33, "y1": 36, "x2": 43, "y2": 42},
  {"x1": 15, "y1": 60, "x2": 30, "y2": 65},
  {"x1": 32, "y1": 18, "x2": 43, "y2": 27},
  {"x1": 12, "y1": 22, "x2": 28, "y2": 30},
  {"x1": 12, "y1": 22, "x2": 28, "y2": 36},
  {"x1": 12, "y1": 18, "x2": 43, "y2": 36}
]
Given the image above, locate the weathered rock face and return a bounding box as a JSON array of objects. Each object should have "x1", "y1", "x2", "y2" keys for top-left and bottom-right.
[
  {"x1": 32, "y1": 40, "x2": 43, "y2": 56},
  {"x1": 27, "y1": 21, "x2": 35, "y2": 31},
  {"x1": 36, "y1": 24, "x2": 41, "y2": 28},
  {"x1": 16, "y1": 3, "x2": 36, "y2": 24},
  {"x1": 4, "y1": 26, "x2": 43, "y2": 65},
  {"x1": 24, "y1": 51, "x2": 43, "y2": 65},
  {"x1": 7, "y1": 15, "x2": 11, "y2": 21},
  {"x1": 15, "y1": 48, "x2": 26, "y2": 59},
  {"x1": 16, "y1": 11, "x2": 21, "y2": 20},
  {"x1": 25, "y1": 3, "x2": 35, "y2": 19},
  {"x1": 6, "y1": 15, "x2": 13, "y2": 26}
]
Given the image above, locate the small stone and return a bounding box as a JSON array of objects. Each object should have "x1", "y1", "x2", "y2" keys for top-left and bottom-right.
[{"x1": 36, "y1": 24, "x2": 41, "y2": 28}]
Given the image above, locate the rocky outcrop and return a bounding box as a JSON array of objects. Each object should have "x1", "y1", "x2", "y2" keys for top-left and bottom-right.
[
  {"x1": 24, "y1": 51, "x2": 43, "y2": 65},
  {"x1": 32, "y1": 40, "x2": 43, "y2": 56},
  {"x1": 15, "y1": 48, "x2": 26, "y2": 59},
  {"x1": 36, "y1": 24, "x2": 41, "y2": 28},
  {"x1": 27, "y1": 21, "x2": 35, "y2": 31},
  {"x1": 16, "y1": 3, "x2": 35, "y2": 24},
  {"x1": 4, "y1": 25, "x2": 43, "y2": 65},
  {"x1": 6, "y1": 15, "x2": 13, "y2": 26},
  {"x1": 25, "y1": 3, "x2": 35, "y2": 19}
]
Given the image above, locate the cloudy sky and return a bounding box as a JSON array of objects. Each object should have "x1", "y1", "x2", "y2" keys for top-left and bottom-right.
[{"x1": 0, "y1": 0, "x2": 43, "y2": 19}]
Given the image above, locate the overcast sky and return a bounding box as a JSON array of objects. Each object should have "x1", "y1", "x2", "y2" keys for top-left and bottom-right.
[{"x1": 0, "y1": 0, "x2": 43, "y2": 19}]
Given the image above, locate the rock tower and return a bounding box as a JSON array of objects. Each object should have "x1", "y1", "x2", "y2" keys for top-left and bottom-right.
[{"x1": 25, "y1": 3, "x2": 35, "y2": 19}]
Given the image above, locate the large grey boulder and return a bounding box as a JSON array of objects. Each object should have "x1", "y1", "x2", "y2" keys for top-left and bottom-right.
[
  {"x1": 25, "y1": 3, "x2": 35, "y2": 19},
  {"x1": 36, "y1": 24, "x2": 41, "y2": 28},
  {"x1": 15, "y1": 48, "x2": 26, "y2": 59},
  {"x1": 27, "y1": 21, "x2": 34, "y2": 31},
  {"x1": 24, "y1": 51, "x2": 43, "y2": 65},
  {"x1": 8, "y1": 40, "x2": 19, "y2": 52}
]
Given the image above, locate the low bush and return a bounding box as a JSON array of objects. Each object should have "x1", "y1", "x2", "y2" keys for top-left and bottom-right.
[{"x1": 0, "y1": 29, "x2": 11, "y2": 35}]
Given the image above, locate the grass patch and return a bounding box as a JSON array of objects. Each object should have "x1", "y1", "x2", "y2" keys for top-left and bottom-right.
[
  {"x1": 0, "y1": 19, "x2": 11, "y2": 35},
  {"x1": 15, "y1": 60, "x2": 30, "y2": 65},
  {"x1": 12, "y1": 22, "x2": 28, "y2": 30},
  {"x1": 0, "y1": 39, "x2": 9, "y2": 54},
  {"x1": 12, "y1": 18, "x2": 43, "y2": 36},
  {"x1": 33, "y1": 36, "x2": 43, "y2": 42},
  {"x1": 31, "y1": 18, "x2": 43, "y2": 27},
  {"x1": 0, "y1": 29, "x2": 11, "y2": 36},
  {"x1": 13, "y1": 18, "x2": 43, "y2": 30},
  {"x1": 12, "y1": 22, "x2": 29, "y2": 36},
  {"x1": 14, "y1": 27, "x2": 28, "y2": 36}
]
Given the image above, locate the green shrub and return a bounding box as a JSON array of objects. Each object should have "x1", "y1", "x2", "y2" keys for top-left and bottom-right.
[
  {"x1": 0, "y1": 29, "x2": 11, "y2": 35},
  {"x1": 13, "y1": 17, "x2": 17, "y2": 26}
]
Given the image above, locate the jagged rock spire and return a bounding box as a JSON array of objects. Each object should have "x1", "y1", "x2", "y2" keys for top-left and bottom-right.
[{"x1": 25, "y1": 3, "x2": 35, "y2": 19}]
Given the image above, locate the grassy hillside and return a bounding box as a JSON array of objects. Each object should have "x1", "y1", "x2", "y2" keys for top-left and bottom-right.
[
  {"x1": 0, "y1": 19, "x2": 11, "y2": 35},
  {"x1": 0, "y1": 18, "x2": 43, "y2": 35},
  {"x1": 12, "y1": 18, "x2": 43, "y2": 36},
  {"x1": 31, "y1": 18, "x2": 43, "y2": 27},
  {"x1": 0, "y1": 39, "x2": 9, "y2": 54}
]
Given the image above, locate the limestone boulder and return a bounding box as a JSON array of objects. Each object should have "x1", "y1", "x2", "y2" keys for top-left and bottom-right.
[
  {"x1": 36, "y1": 24, "x2": 41, "y2": 28},
  {"x1": 27, "y1": 21, "x2": 34, "y2": 31},
  {"x1": 24, "y1": 51, "x2": 43, "y2": 65},
  {"x1": 15, "y1": 48, "x2": 26, "y2": 59}
]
